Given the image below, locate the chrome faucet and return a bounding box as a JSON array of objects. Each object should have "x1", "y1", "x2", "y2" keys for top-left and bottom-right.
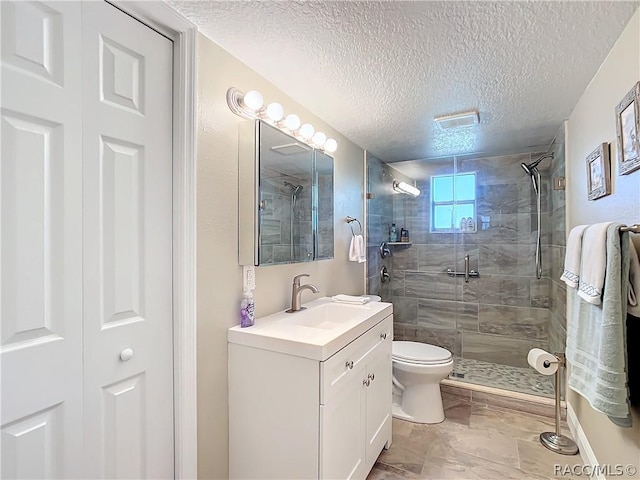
[{"x1": 286, "y1": 273, "x2": 319, "y2": 313}]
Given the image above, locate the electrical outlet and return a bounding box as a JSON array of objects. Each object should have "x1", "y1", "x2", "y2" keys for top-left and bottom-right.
[{"x1": 243, "y1": 265, "x2": 256, "y2": 291}]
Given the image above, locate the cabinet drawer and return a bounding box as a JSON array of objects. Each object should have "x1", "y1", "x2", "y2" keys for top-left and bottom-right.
[{"x1": 320, "y1": 315, "x2": 392, "y2": 405}]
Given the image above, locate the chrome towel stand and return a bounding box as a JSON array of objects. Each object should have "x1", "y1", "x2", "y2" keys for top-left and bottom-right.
[
  {"x1": 346, "y1": 216, "x2": 362, "y2": 236},
  {"x1": 539, "y1": 353, "x2": 579, "y2": 455}
]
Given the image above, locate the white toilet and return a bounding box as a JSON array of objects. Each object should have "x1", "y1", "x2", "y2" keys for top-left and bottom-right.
[{"x1": 392, "y1": 341, "x2": 454, "y2": 424}]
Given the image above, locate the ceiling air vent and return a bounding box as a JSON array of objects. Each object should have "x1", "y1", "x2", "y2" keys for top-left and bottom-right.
[{"x1": 434, "y1": 110, "x2": 480, "y2": 131}]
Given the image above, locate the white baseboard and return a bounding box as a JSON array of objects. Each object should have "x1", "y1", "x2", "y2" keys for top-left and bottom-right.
[{"x1": 566, "y1": 402, "x2": 604, "y2": 480}]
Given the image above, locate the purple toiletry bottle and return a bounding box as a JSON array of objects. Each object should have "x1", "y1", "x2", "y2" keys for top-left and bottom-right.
[{"x1": 240, "y1": 290, "x2": 255, "y2": 327}]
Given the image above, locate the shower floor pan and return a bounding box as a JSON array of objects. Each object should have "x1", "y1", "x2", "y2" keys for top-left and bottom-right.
[{"x1": 450, "y1": 357, "x2": 555, "y2": 398}]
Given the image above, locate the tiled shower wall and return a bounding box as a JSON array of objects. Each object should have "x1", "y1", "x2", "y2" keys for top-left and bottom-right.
[{"x1": 369, "y1": 152, "x2": 557, "y2": 369}]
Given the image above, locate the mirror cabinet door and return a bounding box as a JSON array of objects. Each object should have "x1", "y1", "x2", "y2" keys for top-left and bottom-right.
[
  {"x1": 238, "y1": 120, "x2": 335, "y2": 266},
  {"x1": 259, "y1": 122, "x2": 314, "y2": 265},
  {"x1": 314, "y1": 150, "x2": 334, "y2": 261}
]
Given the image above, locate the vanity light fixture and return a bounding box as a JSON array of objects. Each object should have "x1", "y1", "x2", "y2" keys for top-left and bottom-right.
[
  {"x1": 227, "y1": 87, "x2": 337, "y2": 153},
  {"x1": 393, "y1": 180, "x2": 421, "y2": 197}
]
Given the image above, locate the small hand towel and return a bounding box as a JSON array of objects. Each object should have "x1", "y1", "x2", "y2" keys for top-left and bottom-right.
[
  {"x1": 561, "y1": 224, "x2": 588, "y2": 288},
  {"x1": 628, "y1": 238, "x2": 640, "y2": 317},
  {"x1": 578, "y1": 222, "x2": 613, "y2": 305},
  {"x1": 349, "y1": 235, "x2": 366, "y2": 263},
  {"x1": 331, "y1": 294, "x2": 370, "y2": 304}
]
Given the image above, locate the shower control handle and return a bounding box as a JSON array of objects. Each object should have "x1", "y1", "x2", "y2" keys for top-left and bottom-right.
[{"x1": 380, "y1": 266, "x2": 390, "y2": 284}]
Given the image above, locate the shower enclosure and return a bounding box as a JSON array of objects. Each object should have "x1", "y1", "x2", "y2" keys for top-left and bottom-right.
[{"x1": 366, "y1": 130, "x2": 567, "y2": 398}]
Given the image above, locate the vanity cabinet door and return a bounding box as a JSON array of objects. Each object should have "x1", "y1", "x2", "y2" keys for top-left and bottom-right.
[
  {"x1": 364, "y1": 335, "x2": 392, "y2": 467},
  {"x1": 319, "y1": 362, "x2": 367, "y2": 480}
]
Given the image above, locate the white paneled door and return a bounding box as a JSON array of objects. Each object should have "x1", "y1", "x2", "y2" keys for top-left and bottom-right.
[{"x1": 1, "y1": 1, "x2": 174, "y2": 478}]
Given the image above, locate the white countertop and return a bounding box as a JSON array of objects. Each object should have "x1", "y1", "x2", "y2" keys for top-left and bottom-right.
[{"x1": 228, "y1": 297, "x2": 393, "y2": 361}]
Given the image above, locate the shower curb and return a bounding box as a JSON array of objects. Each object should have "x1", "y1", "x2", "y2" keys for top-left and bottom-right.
[{"x1": 442, "y1": 378, "x2": 567, "y2": 420}]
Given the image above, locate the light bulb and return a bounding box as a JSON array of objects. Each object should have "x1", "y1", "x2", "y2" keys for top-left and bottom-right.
[
  {"x1": 242, "y1": 90, "x2": 263, "y2": 111},
  {"x1": 299, "y1": 123, "x2": 314, "y2": 140},
  {"x1": 284, "y1": 114, "x2": 301, "y2": 131},
  {"x1": 266, "y1": 102, "x2": 284, "y2": 122},
  {"x1": 324, "y1": 138, "x2": 337, "y2": 153},
  {"x1": 312, "y1": 131, "x2": 327, "y2": 147}
]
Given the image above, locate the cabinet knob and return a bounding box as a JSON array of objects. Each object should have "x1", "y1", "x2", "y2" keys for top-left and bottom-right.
[
  {"x1": 380, "y1": 332, "x2": 387, "y2": 340},
  {"x1": 363, "y1": 378, "x2": 371, "y2": 387},
  {"x1": 120, "y1": 348, "x2": 134, "y2": 362},
  {"x1": 345, "y1": 361, "x2": 354, "y2": 370},
  {"x1": 368, "y1": 373, "x2": 375, "y2": 382}
]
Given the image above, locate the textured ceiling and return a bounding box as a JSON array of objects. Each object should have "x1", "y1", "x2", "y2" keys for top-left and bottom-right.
[{"x1": 168, "y1": 1, "x2": 639, "y2": 162}]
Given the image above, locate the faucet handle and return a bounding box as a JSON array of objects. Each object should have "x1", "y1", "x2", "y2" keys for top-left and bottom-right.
[{"x1": 293, "y1": 273, "x2": 310, "y2": 285}]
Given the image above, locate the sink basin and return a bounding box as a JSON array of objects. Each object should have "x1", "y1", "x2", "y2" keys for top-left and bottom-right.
[
  {"x1": 294, "y1": 303, "x2": 371, "y2": 330},
  {"x1": 228, "y1": 297, "x2": 393, "y2": 361}
]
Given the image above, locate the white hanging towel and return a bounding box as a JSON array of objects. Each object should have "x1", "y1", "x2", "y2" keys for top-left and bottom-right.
[
  {"x1": 560, "y1": 224, "x2": 588, "y2": 288},
  {"x1": 349, "y1": 234, "x2": 366, "y2": 263},
  {"x1": 578, "y1": 222, "x2": 613, "y2": 305}
]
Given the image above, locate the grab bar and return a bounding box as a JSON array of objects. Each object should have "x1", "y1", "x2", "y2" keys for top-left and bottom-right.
[
  {"x1": 446, "y1": 255, "x2": 479, "y2": 282},
  {"x1": 446, "y1": 269, "x2": 480, "y2": 281}
]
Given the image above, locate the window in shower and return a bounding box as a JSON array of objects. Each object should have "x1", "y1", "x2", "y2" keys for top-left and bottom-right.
[{"x1": 431, "y1": 173, "x2": 477, "y2": 232}]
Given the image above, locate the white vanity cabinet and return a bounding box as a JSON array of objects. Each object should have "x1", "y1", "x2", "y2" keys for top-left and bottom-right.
[{"x1": 228, "y1": 309, "x2": 393, "y2": 480}]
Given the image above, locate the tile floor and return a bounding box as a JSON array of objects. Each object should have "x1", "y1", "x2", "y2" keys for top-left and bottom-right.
[
  {"x1": 368, "y1": 393, "x2": 581, "y2": 480},
  {"x1": 451, "y1": 358, "x2": 555, "y2": 398}
]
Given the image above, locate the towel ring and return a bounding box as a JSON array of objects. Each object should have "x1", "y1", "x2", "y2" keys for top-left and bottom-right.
[{"x1": 346, "y1": 216, "x2": 362, "y2": 236}]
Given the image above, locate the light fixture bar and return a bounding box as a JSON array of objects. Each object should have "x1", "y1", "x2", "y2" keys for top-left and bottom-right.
[
  {"x1": 226, "y1": 87, "x2": 337, "y2": 154},
  {"x1": 393, "y1": 180, "x2": 420, "y2": 197}
]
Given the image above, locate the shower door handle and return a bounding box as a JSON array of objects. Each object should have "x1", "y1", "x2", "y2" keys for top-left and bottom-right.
[{"x1": 464, "y1": 255, "x2": 470, "y2": 283}]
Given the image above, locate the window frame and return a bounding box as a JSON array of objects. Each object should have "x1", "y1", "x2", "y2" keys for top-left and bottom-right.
[{"x1": 430, "y1": 172, "x2": 477, "y2": 233}]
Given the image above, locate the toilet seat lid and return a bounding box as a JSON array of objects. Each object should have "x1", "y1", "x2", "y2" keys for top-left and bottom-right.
[{"x1": 393, "y1": 341, "x2": 452, "y2": 364}]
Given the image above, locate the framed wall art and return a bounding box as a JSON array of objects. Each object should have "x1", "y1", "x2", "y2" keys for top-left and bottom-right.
[
  {"x1": 586, "y1": 143, "x2": 611, "y2": 201},
  {"x1": 615, "y1": 81, "x2": 640, "y2": 175}
]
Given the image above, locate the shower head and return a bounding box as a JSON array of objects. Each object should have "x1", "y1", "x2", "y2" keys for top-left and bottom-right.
[
  {"x1": 521, "y1": 153, "x2": 554, "y2": 176},
  {"x1": 284, "y1": 181, "x2": 303, "y2": 196}
]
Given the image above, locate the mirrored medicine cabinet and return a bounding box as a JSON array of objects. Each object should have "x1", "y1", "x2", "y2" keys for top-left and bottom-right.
[{"x1": 238, "y1": 120, "x2": 334, "y2": 266}]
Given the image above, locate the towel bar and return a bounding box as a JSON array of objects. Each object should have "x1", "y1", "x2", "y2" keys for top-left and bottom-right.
[
  {"x1": 621, "y1": 224, "x2": 640, "y2": 233},
  {"x1": 346, "y1": 216, "x2": 362, "y2": 236}
]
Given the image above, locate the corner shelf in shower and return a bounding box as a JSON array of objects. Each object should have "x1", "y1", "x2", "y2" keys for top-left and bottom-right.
[{"x1": 387, "y1": 242, "x2": 412, "y2": 246}]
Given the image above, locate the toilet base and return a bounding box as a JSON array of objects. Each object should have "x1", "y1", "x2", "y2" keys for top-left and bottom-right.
[{"x1": 391, "y1": 382, "x2": 446, "y2": 424}]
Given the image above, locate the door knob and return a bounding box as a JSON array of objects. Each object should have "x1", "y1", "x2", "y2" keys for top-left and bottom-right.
[{"x1": 120, "y1": 348, "x2": 134, "y2": 362}]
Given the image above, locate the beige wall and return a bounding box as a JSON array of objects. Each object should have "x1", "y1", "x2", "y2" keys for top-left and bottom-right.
[
  {"x1": 566, "y1": 9, "x2": 640, "y2": 471},
  {"x1": 196, "y1": 34, "x2": 366, "y2": 479}
]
